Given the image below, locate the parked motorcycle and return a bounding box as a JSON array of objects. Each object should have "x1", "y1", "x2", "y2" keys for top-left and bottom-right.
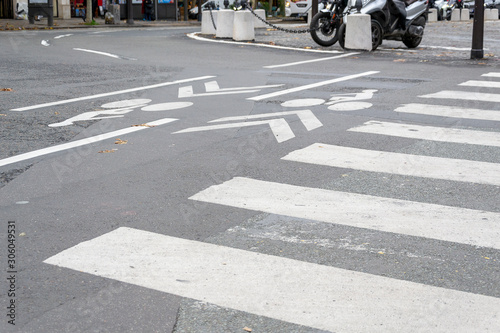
[
  {"x1": 337, "y1": 0, "x2": 428, "y2": 51},
  {"x1": 309, "y1": 0, "x2": 349, "y2": 46}
]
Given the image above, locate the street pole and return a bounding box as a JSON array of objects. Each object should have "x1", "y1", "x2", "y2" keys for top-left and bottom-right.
[
  {"x1": 127, "y1": 0, "x2": 134, "y2": 24},
  {"x1": 312, "y1": 0, "x2": 318, "y2": 19},
  {"x1": 471, "y1": 0, "x2": 484, "y2": 59}
]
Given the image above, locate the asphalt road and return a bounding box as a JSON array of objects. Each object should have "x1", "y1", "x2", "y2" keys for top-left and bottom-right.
[{"x1": 1, "y1": 21, "x2": 500, "y2": 332}]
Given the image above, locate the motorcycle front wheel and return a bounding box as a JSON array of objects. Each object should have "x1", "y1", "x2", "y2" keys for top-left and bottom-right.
[{"x1": 310, "y1": 12, "x2": 340, "y2": 47}]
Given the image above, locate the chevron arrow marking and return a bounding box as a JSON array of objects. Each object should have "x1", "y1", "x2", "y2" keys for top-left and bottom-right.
[{"x1": 173, "y1": 118, "x2": 295, "y2": 143}]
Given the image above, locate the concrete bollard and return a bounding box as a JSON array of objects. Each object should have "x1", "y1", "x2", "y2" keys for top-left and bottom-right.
[
  {"x1": 233, "y1": 10, "x2": 255, "y2": 41},
  {"x1": 307, "y1": 8, "x2": 313, "y2": 25},
  {"x1": 344, "y1": 14, "x2": 372, "y2": 51},
  {"x1": 216, "y1": 9, "x2": 234, "y2": 38},
  {"x1": 428, "y1": 8, "x2": 438, "y2": 22},
  {"x1": 201, "y1": 10, "x2": 218, "y2": 35},
  {"x1": 490, "y1": 8, "x2": 499, "y2": 20},
  {"x1": 451, "y1": 9, "x2": 461, "y2": 21},
  {"x1": 253, "y1": 9, "x2": 267, "y2": 28},
  {"x1": 460, "y1": 8, "x2": 470, "y2": 20}
]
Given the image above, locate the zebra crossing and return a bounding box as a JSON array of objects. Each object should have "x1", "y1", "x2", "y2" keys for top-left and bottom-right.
[{"x1": 44, "y1": 72, "x2": 500, "y2": 331}]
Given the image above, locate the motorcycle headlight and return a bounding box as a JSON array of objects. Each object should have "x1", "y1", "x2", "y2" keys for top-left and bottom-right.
[{"x1": 286, "y1": 1, "x2": 290, "y2": 7}]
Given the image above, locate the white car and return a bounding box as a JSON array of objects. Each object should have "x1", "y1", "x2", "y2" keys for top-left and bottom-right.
[{"x1": 285, "y1": 0, "x2": 328, "y2": 20}]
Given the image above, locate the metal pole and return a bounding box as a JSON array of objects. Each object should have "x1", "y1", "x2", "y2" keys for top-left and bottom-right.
[
  {"x1": 312, "y1": 0, "x2": 318, "y2": 19},
  {"x1": 197, "y1": 0, "x2": 202, "y2": 21},
  {"x1": 471, "y1": 0, "x2": 484, "y2": 59},
  {"x1": 48, "y1": 0, "x2": 54, "y2": 26},
  {"x1": 127, "y1": 0, "x2": 134, "y2": 23}
]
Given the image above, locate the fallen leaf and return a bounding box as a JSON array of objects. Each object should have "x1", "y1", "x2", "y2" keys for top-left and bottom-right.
[
  {"x1": 115, "y1": 138, "x2": 128, "y2": 144},
  {"x1": 243, "y1": 328, "x2": 253, "y2": 332},
  {"x1": 1, "y1": 88, "x2": 13, "y2": 91},
  {"x1": 98, "y1": 149, "x2": 117, "y2": 153},
  {"x1": 394, "y1": 59, "x2": 406, "y2": 62},
  {"x1": 132, "y1": 124, "x2": 155, "y2": 127},
  {"x1": 0, "y1": 114, "x2": 6, "y2": 116},
  {"x1": 378, "y1": 251, "x2": 385, "y2": 255},
  {"x1": 54, "y1": 112, "x2": 59, "y2": 115},
  {"x1": 19, "y1": 232, "x2": 26, "y2": 236}
]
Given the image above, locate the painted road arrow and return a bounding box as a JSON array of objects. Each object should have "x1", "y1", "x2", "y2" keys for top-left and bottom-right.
[{"x1": 173, "y1": 110, "x2": 322, "y2": 143}]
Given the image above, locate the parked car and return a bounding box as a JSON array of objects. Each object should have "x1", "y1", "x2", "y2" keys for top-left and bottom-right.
[
  {"x1": 285, "y1": 0, "x2": 330, "y2": 20},
  {"x1": 464, "y1": 0, "x2": 500, "y2": 18}
]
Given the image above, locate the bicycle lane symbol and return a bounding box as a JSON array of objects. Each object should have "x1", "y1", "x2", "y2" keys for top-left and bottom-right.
[{"x1": 48, "y1": 99, "x2": 194, "y2": 127}]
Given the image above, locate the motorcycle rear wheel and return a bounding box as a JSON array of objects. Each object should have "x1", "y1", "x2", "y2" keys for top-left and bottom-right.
[{"x1": 310, "y1": 12, "x2": 340, "y2": 47}]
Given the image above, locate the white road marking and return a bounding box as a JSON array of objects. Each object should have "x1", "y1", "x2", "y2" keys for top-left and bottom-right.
[
  {"x1": 482, "y1": 72, "x2": 500, "y2": 77},
  {"x1": 263, "y1": 53, "x2": 359, "y2": 69},
  {"x1": 10, "y1": 76, "x2": 215, "y2": 112},
  {"x1": 328, "y1": 101, "x2": 372, "y2": 111},
  {"x1": 178, "y1": 85, "x2": 259, "y2": 98},
  {"x1": 190, "y1": 177, "x2": 500, "y2": 249},
  {"x1": 282, "y1": 143, "x2": 500, "y2": 186},
  {"x1": 281, "y1": 98, "x2": 325, "y2": 107},
  {"x1": 247, "y1": 71, "x2": 379, "y2": 101},
  {"x1": 0, "y1": 118, "x2": 177, "y2": 168},
  {"x1": 141, "y1": 102, "x2": 193, "y2": 111},
  {"x1": 174, "y1": 118, "x2": 295, "y2": 143},
  {"x1": 178, "y1": 81, "x2": 282, "y2": 98},
  {"x1": 209, "y1": 110, "x2": 323, "y2": 131},
  {"x1": 187, "y1": 32, "x2": 344, "y2": 54},
  {"x1": 394, "y1": 103, "x2": 500, "y2": 122},
  {"x1": 41, "y1": 40, "x2": 50, "y2": 46},
  {"x1": 204, "y1": 81, "x2": 283, "y2": 92},
  {"x1": 349, "y1": 120, "x2": 500, "y2": 147},
  {"x1": 420, "y1": 90, "x2": 500, "y2": 103},
  {"x1": 54, "y1": 34, "x2": 73, "y2": 39},
  {"x1": 73, "y1": 48, "x2": 137, "y2": 61},
  {"x1": 419, "y1": 45, "x2": 472, "y2": 51},
  {"x1": 44, "y1": 227, "x2": 500, "y2": 331},
  {"x1": 459, "y1": 80, "x2": 500, "y2": 88}
]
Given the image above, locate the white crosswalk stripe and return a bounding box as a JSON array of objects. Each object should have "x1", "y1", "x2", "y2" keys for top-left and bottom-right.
[
  {"x1": 282, "y1": 143, "x2": 500, "y2": 186},
  {"x1": 393, "y1": 103, "x2": 500, "y2": 122},
  {"x1": 44, "y1": 227, "x2": 500, "y2": 332},
  {"x1": 190, "y1": 177, "x2": 500, "y2": 249}
]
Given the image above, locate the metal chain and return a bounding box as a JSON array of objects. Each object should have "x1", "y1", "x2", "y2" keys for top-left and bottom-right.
[
  {"x1": 245, "y1": 6, "x2": 321, "y2": 33},
  {"x1": 208, "y1": 8, "x2": 217, "y2": 30}
]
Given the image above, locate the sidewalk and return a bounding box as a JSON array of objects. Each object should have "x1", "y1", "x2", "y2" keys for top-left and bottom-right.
[{"x1": 0, "y1": 16, "x2": 201, "y2": 30}]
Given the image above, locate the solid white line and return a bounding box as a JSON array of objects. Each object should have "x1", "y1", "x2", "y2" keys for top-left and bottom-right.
[
  {"x1": 459, "y1": 80, "x2": 500, "y2": 88},
  {"x1": 74, "y1": 48, "x2": 124, "y2": 59},
  {"x1": 54, "y1": 34, "x2": 73, "y2": 39},
  {"x1": 44, "y1": 227, "x2": 500, "y2": 331},
  {"x1": 394, "y1": 103, "x2": 500, "y2": 122},
  {"x1": 209, "y1": 110, "x2": 323, "y2": 131},
  {"x1": 263, "y1": 53, "x2": 359, "y2": 69},
  {"x1": 190, "y1": 177, "x2": 500, "y2": 249},
  {"x1": 0, "y1": 118, "x2": 177, "y2": 168},
  {"x1": 174, "y1": 119, "x2": 295, "y2": 142},
  {"x1": 187, "y1": 32, "x2": 344, "y2": 54},
  {"x1": 419, "y1": 45, "x2": 472, "y2": 51},
  {"x1": 482, "y1": 72, "x2": 500, "y2": 77},
  {"x1": 282, "y1": 143, "x2": 500, "y2": 186},
  {"x1": 247, "y1": 71, "x2": 379, "y2": 101},
  {"x1": 349, "y1": 120, "x2": 500, "y2": 147},
  {"x1": 10, "y1": 76, "x2": 215, "y2": 112},
  {"x1": 420, "y1": 90, "x2": 500, "y2": 103}
]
